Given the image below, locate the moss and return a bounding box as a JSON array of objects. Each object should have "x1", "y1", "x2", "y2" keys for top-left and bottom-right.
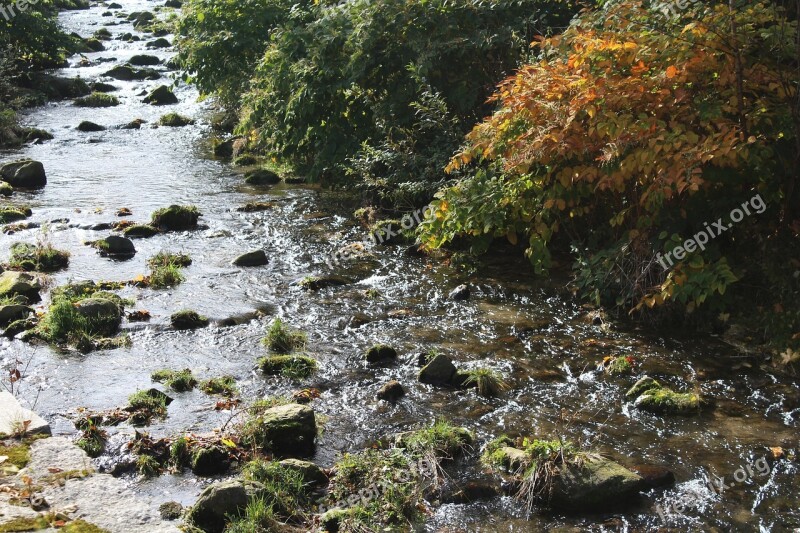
[
  {"x1": 262, "y1": 318, "x2": 306, "y2": 353},
  {"x1": 0, "y1": 206, "x2": 31, "y2": 224},
  {"x1": 625, "y1": 376, "x2": 662, "y2": 399},
  {"x1": 60, "y1": 520, "x2": 109, "y2": 533},
  {"x1": 0, "y1": 182, "x2": 12, "y2": 196},
  {"x1": 236, "y1": 202, "x2": 274, "y2": 212},
  {"x1": 136, "y1": 454, "x2": 160, "y2": 477},
  {"x1": 169, "y1": 436, "x2": 189, "y2": 467},
  {"x1": 0, "y1": 516, "x2": 50, "y2": 532},
  {"x1": 158, "y1": 112, "x2": 194, "y2": 127},
  {"x1": 127, "y1": 389, "x2": 168, "y2": 425},
  {"x1": 151, "y1": 368, "x2": 197, "y2": 391},
  {"x1": 74, "y1": 92, "x2": 120, "y2": 107},
  {"x1": 258, "y1": 355, "x2": 318, "y2": 379},
  {"x1": 394, "y1": 421, "x2": 474, "y2": 460},
  {"x1": 147, "y1": 251, "x2": 192, "y2": 268},
  {"x1": 148, "y1": 263, "x2": 185, "y2": 288},
  {"x1": 605, "y1": 356, "x2": 633, "y2": 376},
  {"x1": 36, "y1": 298, "x2": 119, "y2": 346},
  {"x1": 150, "y1": 205, "x2": 200, "y2": 231},
  {"x1": 242, "y1": 459, "x2": 310, "y2": 516},
  {"x1": 365, "y1": 344, "x2": 397, "y2": 364},
  {"x1": 0, "y1": 441, "x2": 31, "y2": 468},
  {"x1": 123, "y1": 224, "x2": 159, "y2": 238},
  {"x1": 170, "y1": 310, "x2": 208, "y2": 330},
  {"x1": 634, "y1": 388, "x2": 701, "y2": 415},
  {"x1": 199, "y1": 376, "x2": 238, "y2": 396}
]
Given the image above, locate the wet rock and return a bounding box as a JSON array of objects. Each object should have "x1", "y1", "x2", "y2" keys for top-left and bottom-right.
[
  {"x1": 3, "y1": 317, "x2": 36, "y2": 338},
  {"x1": 91, "y1": 81, "x2": 118, "y2": 92},
  {"x1": 77, "y1": 121, "x2": 106, "y2": 132},
  {"x1": 298, "y1": 275, "x2": 350, "y2": 291},
  {"x1": 94, "y1": 27, "x2": 112, "y2": 40},
  {"x1": 232, "y1": 250, "x2": 268, "y2": 267},
  {"x1": 1, "y1": 159, "x2": 46, "y2": 188},
  {"x1": 255, "y1": 403, "x2": 316, "y2": 455},
  {"x1": 129, "y1": 54, "x2": 161, "y2": 66},
  {"x1": 376, "y1": 380, "x2": 405, "y2": 402},
  {"x1": 104, "y1": 65, "x2": 160, "y2": 81},
  {"x1": 550, "y1": 456, "x2": 643, "y2": 512},
  {"x1": 159, "y1": 501, "x2": 183, "y2": 520},
  {"x1": 187, "y1": 480, "x2": 248, "y2": 533},
  {"x1": 75, "y1": 297, "x2": 122, "y2": 335},
  {"x1": 278, "y1": 458, "x2": 327, "y2": 486},
  {"x1": 191, "y1": 446, "x2": 229, "y2": 476},
  {"x1": 634, "y1": 388, "x2": 701, "y2": 416},
  {"x1": 418, "y1": 353, "x2": 457, "y2": 385},
  {"x1": 96, "y1": 235, "x2": 136, "y2": 258},
  {"x1": 124, "y1": 224, "x2": 159, "y2": 237},
  {"x1": 365, "y1": 344, "x2": 397, "y2": 365},
  {"x1": 143, "y1": 85, "x2": 179, "y2": 105},
  {"x1": 171, "y1": 310, "x2": 209, "y2": 330},
  {"x1": 151, "y1": 204, "x2": 200, "y2": 230},
  {"x1": 20, "y1": 73, "x2": 91, "y2": 99},
  {"x1": 74, "y1": 92, "x2": 120, "y2": 107},
  {"x1": 0, "y1": 271, "x2": 41, "y2": 303},
  {"x1": 127, "y1": 10, "x2": 155, "y2": 23},
  {"x1": 448, "y1": 283, "x2": 470, "y2": 301},
  {"x1": 164, "y1": 0, "x2": 182, "y2": 6},
  {"x1": 84, "y1": 38, "x2": 106, "y2": 51},
  {"x1": 121, "y1": 118, "x2": 147, "y2": 130},
  {"x1": 0, "y1": 391, "x2": 51, "y2": 436},
  {"x1": 628, "y1": 464, "x2": 675, "y2": 488},
  {"x1": 496, "y1": 446, "x2": 532, "y2": 472},
  {"x1": 212, "y1": 136, "x2": 244, "y2": 159},
  {"x1": 0, "y1": 182, "x2": 11, "y2": 196},
  {"x1": 159, "y1": 112, "x2": 194, "y2": 127},
  {"x1": 441, "y1": 479, "x2": 501, "y2": 504},
  {"x1": 146, "y1": 38, "x2": 172, "y2": 49},
  {"x1": 0, "y1": 304, "x2": 32, "y2": 327},
  {"x1": 244, "y1": 169, "x2": 280, "y2": 185},
  {"x1": 108, "y1": 2, "x2": 122, "y2": 7}
]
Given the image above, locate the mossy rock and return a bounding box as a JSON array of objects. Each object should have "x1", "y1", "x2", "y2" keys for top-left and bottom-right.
[
  {"x1": 74, "y1": 92, "x2": 120, "y2": 107},
  {"x1": 103, "y1": 65, "x2": 160, "y2": 81},
  {"x1": 129, "y1": 54, "x2": 161, "y2": 66},
  {"x1": 159, "y1": 112, "x2": 194, "y2": 127},
  {"x1": 150, "y1": 204, "x2": 200, "y2": 230},
  {"x1": 365, "y1": 344, "x2": 397, "y2": 364},
  {"x1": 170, "y1": 310, "x2": 209, "y2": 330},
  {"x1": 244, "y1": 169, "x2": 280, "y2": 185},
  {"x1": 0, "y1": 182, "x2": 12, "y2": 197},
  {"x1": 625, "y1": 376, "x2": 662, "y2": 399},
  {"x1": 143, "y1": 85, "x2": 178, "y2": 105},
  {"x1": 191, "y1": 446, "x2": 229, "y2": 476},
  {"x1": 123, "y1": 224, "x2": 159, "y2": 238},
  {"x1": 0, "y1": 206, "x2": 30, "y2": 223},
  {"x1": 248, "y1": 403, "x2": 316, "y2": 456},
  {"x1": 550, "y1": 455, "x2": 644, "y2": 512},
  {"x1": 258, "y1": 354, "x2": 317, "y2": 379},
  {"x1": 0, "y1": 271, "x2": 41, "y2": 304},
  {"x1": 634, "y1": 388, "x2": 701, "y2": 415},
  {"x1": 297, "y1": 275, "x2": 350, "y2": 291}
]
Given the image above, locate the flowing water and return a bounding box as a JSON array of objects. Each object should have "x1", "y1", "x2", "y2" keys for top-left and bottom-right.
[{"x1": 1, "y1": 2, "x2": 799, "y2": 531}]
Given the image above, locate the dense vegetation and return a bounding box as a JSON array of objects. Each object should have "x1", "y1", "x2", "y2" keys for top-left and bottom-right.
[{"x1": 178, "y1": 0, "x2": 799, "y2": 351}]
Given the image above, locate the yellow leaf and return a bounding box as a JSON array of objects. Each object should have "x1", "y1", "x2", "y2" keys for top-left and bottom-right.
[{"x1": 221, "y1": 439, "x2": 236, "y2": 448}]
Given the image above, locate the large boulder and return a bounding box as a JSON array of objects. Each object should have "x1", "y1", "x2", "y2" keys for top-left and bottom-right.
[
  {"x1": 278, "y1": 458, "x2": 327, "y2": 486},
  {"x1": 188, "y1": 480, "x2": 248, "y2": 533},
  {"x1": 418, "y1": 353, "x2": 457, "y2": 385},
  {"x1": 626, "y1": 375, "x2": 701, "y2": 416},
  {"x1": 0, "y1": 160, "x2": 46, "y2": 188},
  {"x1": 549, "y1": 456, "x2": 644, "y2": 512},
  {"x1": 255, "y1": 403, "x2": 316, "y2": 456},
  {"x1": 0, "y1": 272, "x2": 41, "y2": 303},
  {"x1": 232, "y1": 250, "x2": 268, "y2": 267},
  {"x1": 143, "y1": 85, "x2": 178, "y2": 105},
  {"x1": 75, "y1": 297, "x2": 122, "y2": 336},
  {"x1": 0, "y1": 391, "x2": 50, "y2": 436}
]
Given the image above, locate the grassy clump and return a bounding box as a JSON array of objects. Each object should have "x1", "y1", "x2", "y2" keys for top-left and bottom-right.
[
  {"x1": 395, "y1": 421, "x2": 474, "y2": 461},
  {"x1": 199, "y1": 376, "x2": 238, "y2": 396},
  {"x1": 241, "y1": 459, "x2": 310, "y2": 516},
  {"x1": 36, "y1": 299, "x2": 118, "y2": 345},
  {"x1": 7, "y1": 241, "x2": 70, "y2": 272},
  {"x1": 258, "y1": 355, "x2": 317, "y2": 380},
  {"x1": 74, "y1": 92, "x2": 120, "y2": 107},
  {"x1": 604, "y1": 356, "x2": 633, "y2": 376},
  {"x1": 149, "y1": 263, "x2": 185, "y2": 288},
  {"x1": 151, "y1": 368, "x2": 197, "y2": 392},
  {"x1": 127, "y1": 389, "x2": 168, "y2": 426},
  {"x1": 170, "y1": 309, "x2": 209, "y2": 330},
  {"x1": 158, "y1": 112, "x2": 194, "y2": 127},
  {"x1": 262, "y1": 318, "x2": 306, "y2": 353},
  {"x1": 148, "y1": 251, "x2": 192, "y2": 268},
  {"x1": 460, "y1": 368, "x2": 510, "y2": 397},
  {"x1": 136, "y1": 454, "x2": 161, "y2": 477},
  {"x1": 75, "y1": 419, "x2": 107, "y2": 458},
  {"x1": 150, "y1": 205, "x2": 200, "y2": 231}
]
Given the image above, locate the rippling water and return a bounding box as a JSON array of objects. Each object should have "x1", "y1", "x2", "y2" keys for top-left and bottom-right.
[{"x1": 1, "y1": 2, "x2": 798, "y2": 530}]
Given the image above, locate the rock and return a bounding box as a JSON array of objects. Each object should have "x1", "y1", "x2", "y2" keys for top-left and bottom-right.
[
  {"x1": 376, "y1": 380, "x2": 405, "y2": 402},
  {"x1": 141, "y1": 387, "x2": 174, "y2": 406},
  {"x1": 171, "y1": 310, "x2": 209, "y2": 330},
  {"x1": 91, "y1": 81, "x2": 118, "y2": 92},
  {"x1": 78, "y1": 121, "x2": 106, "y2": 132},
  {"x1": 159, "y1": 501, "x2": 183, "y2": 520},
  {"x1": 20, "y1": 73, "x2": 91, "y2": 99},
  {"x1": 0, "y1": 271, "x2": 41, "y2": 303},
  {"x1": 191, "y1": 446, "x2": 229, "y2": 476},
  {"x1": 151, "y1": 204, "x2": 200, "y2": 230},
  {"x1": 278, "y1": 458, "x2": 327, "y2": 486},
  {"x1": 550, "y1": 456, "x2": 643, "y2": 512},
  {"x1": 108, "y1": 2, "x2": 122, "y2": 7},
  {"x1": 159, "y1": 112, "x2": 194, "y2": 127},
  {"x1": 75, "y1": 297, "x2": 122, "y2": 335},
  {"x1": 634, "y1": 388, "x2": 701, "y2": 416},
  {"x1": 365, "y1": 344, "x2": 397, "y2": 365},
  {"x1": 164, "y1": 0, "x2": 182, "y2": 6},
  {"x1": 255, "y1": 403, "x2": 316, "y2": 455},
  {"x1": 122, "y1": 118, "x2": 148, "y2": 130},
  {"x1": 212, "y1": 137, "x2": 242, "y2": 158},
  {"x1": 143, "y1": 85, "x2": 179, "y2": 105},
  {"x1": 124, "y1": 224, "x2": 159, "y2": 237},
  {"x1": 188, "y1": 480, "x2": 248, "y2": 533},
  {"x1": 3, "y1": 317, "x2": 37, "y2": 338},
  {"x1": 448, "y1": 283, "x2": 470, "y2": 301},
  {"x1": 297, "y1": 275, "x2": 350, "y2": 291},
  {"x1": 441, "y1": 479, "x2": 501, "y2": 504},
  {"x1": 96, "y1": 235, "x2": 136, "y2": 257},
  {"x1": 628, "y1": 464, "x2": 675, "y2": 488},
  {"x1": 418, "y1": 353, "x2": 458, "y2": 385},
  {"x1": 0, "y1": 304, "x2": 32, "y2": 327},
  {"x1": 146, "y1": 38, "x2": 172, "y2": 49},
  {"x1": 244, "y1": 169, "x2": 280, "y2": 185},
  {"x1": 232, "y1": 250, "x2": 268, "y2": 267},
  {"x1": 103, "y1": 65, "x2": 160, "y2": 81},
  {"x1": 74, "y1": 92, "x2": 120, "y2": 107},
  {"x1": 495, "y1": 446, "x2": 532, "y2": 472},
  {"x1": 129, "y1": 54, "x2": 161, "y2": 66},
  {"x1": 0, "y1": 182, "x2": 11, "y2": 196},
  {"x1": 0, "y1": 159, "x2": 46, "y2": 188},
  {"x1": 0, "y1": 391, "x2": 51, "y2": 436}
]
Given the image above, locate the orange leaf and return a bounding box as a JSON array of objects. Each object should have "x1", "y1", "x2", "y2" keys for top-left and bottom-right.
[{"x1": 666, "y1": 65, "x2": 678, "y2": 79}]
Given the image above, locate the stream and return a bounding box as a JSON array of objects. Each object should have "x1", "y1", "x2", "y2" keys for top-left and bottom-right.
[{"x1": 1, "y1": 1, "x2": 799, "y2": 531}]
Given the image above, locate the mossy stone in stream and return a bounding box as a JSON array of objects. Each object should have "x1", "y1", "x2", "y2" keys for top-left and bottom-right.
[
  {"x1": 0, "y1": 271, "x2": 41, "y2": 304},
  {"x1": 0, "y1": 206, "x2": 30, "y2": 223},
  {"x1": 418, "y1": 353, "x2": 458, "y2": 385},
  {"x1": 123, "y1": 224, "x2": 159, "y2": 238},
  {"x1": 170, "y1": 310, "x2": 209, "y2": 330},
  {"x1": 242, "y1": 403, "x2": 316, "y2": 455},
  {"x1": 244, "y1": 169, "x2": 280, "y2": 185},
  {"x1": 187, "y1": 480, "x2": 248, "y2": 533},
  {"x1": 625, "y1": 376, "x2": 662, "y2": 399},
  {"x1": 129, "y1": 54, "x2": 161, "y2": 66},
  {"x1": 258, "y1": 354, "x2": 317, "y2": 379},
  {"x1": 634, "y1": 388, "x2": 701, "y2": 415},
  {"x1": 143, "y1": 85, "x2": 179, "y2": 105},
  {"x1": 159, "y1": 112, "x2": 194, "y2": 127},
  {"x1": 0, "y1": 182, "x2": 12, "y2": 197},
  {"x1": 190, "y1": 445, "x2": 229, "y2": 476},
  {"x1": 365, "y1": 344, "x2": 397, "y2": 364},
  {"x1": 150, "y1": 204, "x2": 200, "y2": 230},
  {"x1": 74, "y1": 92, "x2": 119, "y2": 107}
]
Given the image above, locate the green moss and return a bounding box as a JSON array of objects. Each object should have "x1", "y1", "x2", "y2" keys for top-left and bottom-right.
[
  {"x1": 625, "y1": 376, "x2": 662, "y2": 399},
  {"x1": 123, "y1": 224, "x2": 159, "y2": 238},
  {"x1": 605, "y1": 356, "x2": 633, "y2": 376},
  {"x1": 169, "y1": 436, "x2": 189, "y2": 468},
  {"x1": 136, "y1": 454, "x2": 160, "y2": 477},
  {"x1": 0, "y1": 516, "x2": 50, "y2": 532},
  {"x1": 365, "y1": 344, "x2": 396, "y2": 364},
  {"x1": 634, "y1": 388, "x2": 701, "y2": 415},
  {"x1": 150, "y1": 205, "x2": 200, "y2": 230},
  {"x1": 151, "y1": 368, "x2": 197, "y2": 391},
  {"x1": 170, "y1": 310, "x2": 208, "y2": 330},
  {"x1": 127, "y1": 389, "x2": 168, "y2": 425},
  {"x1": 394, "y1": 421, "x2": 474, "y2": 460},
  {"x1": 6, "y1": 242, "x2": 69, "y2": 272},
  {"x1": 242, "y1": 459, "x2": 310, "y2": 516},
  {"x1": 262, "y1": 318, "x2": 306, "y2": 353},
  {"x1": 0, "y1": 441, "x2": 30, "y2": 468},
  {"x1": 0, "y1": 206, "x2": 31, "y2": 224},
  {"x1": 61, "y1": 520, "x2": 109, "y2": 533},
  {"x1": 74, "y1": 92, "x2": 120, "y2": 107},
  {"x1": 258, "y1": 355, "x2": 318, "y2": 379},
  {"x1": 158, "y1": 112, "x2": 194, "y2": 127},
  {"x1": 149, "y1": 263, "x2": 185, "y2": 288},
  {"x1": 147, "y1": 251, "x2": 192, "y2": 268},
  {"x1": 199, "y1": 376, "x2": 238, "y2": 396}
]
